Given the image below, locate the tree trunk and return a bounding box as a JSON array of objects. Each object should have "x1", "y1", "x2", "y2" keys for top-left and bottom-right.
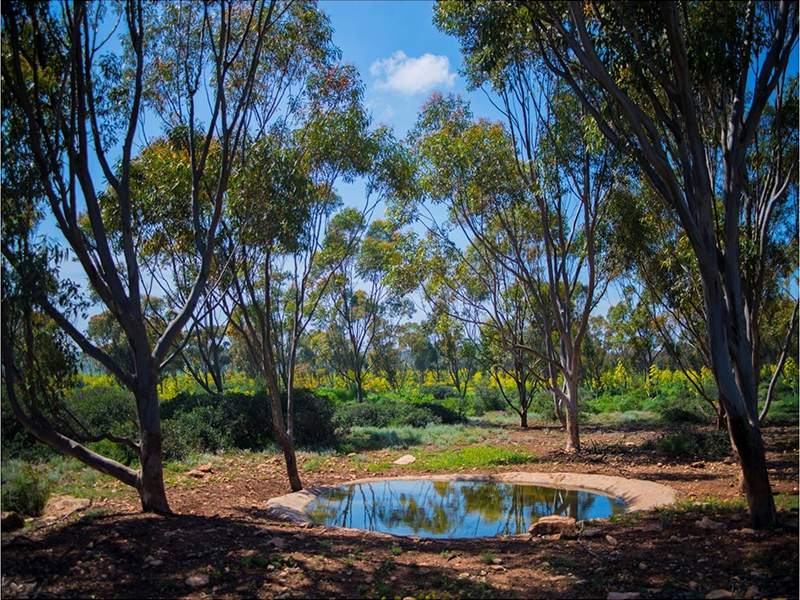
[
  {"x1": 135, "y1": 376, "x2": 171, "y2": 514},
  {"x1": 727, "y1": 413, "x2": 776, "y2": 529},
  {"x1": 276, "y1": 431, "x2": 302, "y2": 492},
  {"x1": 716, "y1": 402, "x2": 727, "y2": 430},
  {"x1": 355, "y1": 370, "x2": 365, "y2": 403},
  {"x1": 564, "y1": 377, "x2": 580, "y2": 452},
  {"x1": 553, "y1": 392, "x2": 566, "y2": 427},
  {"x1": 698, "y1": 258, "x2": 776, "y2": 528},
  {"x1": 517, "y1": 380, "x2": 529, "y2": 428}
]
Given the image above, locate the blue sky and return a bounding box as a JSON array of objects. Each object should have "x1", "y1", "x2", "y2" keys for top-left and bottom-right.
[{"x1": 321, "y1": 1, "x2": 493, "y2": 136}]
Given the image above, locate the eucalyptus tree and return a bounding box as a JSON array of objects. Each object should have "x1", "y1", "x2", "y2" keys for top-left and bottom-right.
[
  {"x1": 407, "y1": 91, "x2": 614, "y2": 451},
  {"x1": 221, "y1": 57, "x2": 414, "y2": 488},
  {"x1": 411, "y1": 232, "x2": 540, "y2": 424},
  {"x1": 1, "y1": 0, "x2": 283, "y2": 513},
  {"x1": 319, "y1": 217, "x2": 413, "y2": 403},
  {"x1": 435, "y1": 0, "x2": 798, "y2": 527}
]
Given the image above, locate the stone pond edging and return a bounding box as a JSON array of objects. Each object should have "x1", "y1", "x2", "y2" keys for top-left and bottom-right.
[{"x1": 264, "y1": 472, "x2": 677, "y2": 527}]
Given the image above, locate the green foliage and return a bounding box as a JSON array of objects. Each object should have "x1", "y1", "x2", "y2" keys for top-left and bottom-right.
[
  {"x1": 470, "y1": 380, "x2": 507, "y2": 415},
  {"x1": 411, "y1": 445, "x2": 534, "y2": 472},
  {"x1": 341, "y1": 423, "x2": 485, "y2": 452},
  {"x1": 160, "y1": 389, "x2": 336, "y2": 460},
  {"x1": 418, "y1": 384, "x2": 458, "y2": 400},
  {"x1": 1, "y1": 460, "x2": 51, "y2": 516},
  {"x1": 643, "y1": 430, "x2": 730, "y2": 460},
  {"x1": 333, "y1": 399, "x2": 465, "y2": 431}
]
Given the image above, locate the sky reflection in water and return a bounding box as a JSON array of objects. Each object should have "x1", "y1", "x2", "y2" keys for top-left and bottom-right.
[{"x1": 306, "y1": 479, "x2": 627, "y2": 539}]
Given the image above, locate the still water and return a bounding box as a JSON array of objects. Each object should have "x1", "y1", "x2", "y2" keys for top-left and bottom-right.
[{"x1": 306, "y1": 479, "x2": 627, "y2": 538}]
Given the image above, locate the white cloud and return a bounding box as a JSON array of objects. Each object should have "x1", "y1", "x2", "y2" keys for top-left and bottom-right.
[
  {"x1": 370, "y1": 51, "x2": 456, "y2": 96},
  {"x1": 366, "y1": 99, "x2": 396, "y2": 121}
]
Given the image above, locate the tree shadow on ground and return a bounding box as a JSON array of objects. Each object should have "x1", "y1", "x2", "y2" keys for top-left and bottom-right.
[{"x1": 2, "y1": 500, "x2": 798, "y2": 600}]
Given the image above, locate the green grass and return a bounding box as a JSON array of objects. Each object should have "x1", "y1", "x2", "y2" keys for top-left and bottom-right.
[
  {"x1": 608, "y1": 512, "x2": 642, "y2": 527},
  {"x1": 481, "y1": 551, "x2": 496, "y2": 564},
  {"x1": 240, "y1": 552, "x2": 269, "y2": 568},
  {"x1": 476, "y1": 411, "x2": 541, "y2": 426},
  {"x1": 368, "y1": 445, "x2": 535, "y2": 473},
  {"x1": 657, "y1": 496, "x2": 748, "y2": 517},
  {"x1": 585, "y1": 410, "x2": 659, "y2": 428},
  {"x1": 775, "y1": 493, "x2": 799, "y2": 511},
  {"x1": 341, "y1": 423, "x2": 489, "y2": 453}
]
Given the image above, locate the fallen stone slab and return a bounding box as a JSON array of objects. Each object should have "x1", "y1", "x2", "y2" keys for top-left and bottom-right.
[
  {"x1": 529, "y1": 515, "x2": 576, "y2": 536},
  {"x1": 186, "y1": 574, "x2": 210, "y2": 588},
  {"x1": 41, "y1": 496, "x2": 91, "y2": 520},
  {"x1": 393, "y1": 454, "x2": 416, "y2": 466}
]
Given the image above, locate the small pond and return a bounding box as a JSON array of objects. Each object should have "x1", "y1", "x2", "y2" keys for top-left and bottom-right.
[{"x1": 305, "y1": 479, "x2": 627, "y2": 538}]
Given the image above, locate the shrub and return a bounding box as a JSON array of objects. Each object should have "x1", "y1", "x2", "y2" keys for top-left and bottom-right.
[
  {"x1": 1, "y1": 461, "x2": 52, "y2": 516},
  {"x1": 160, "y1": 388, "x2": 336, "y2": 459},
  {"x1": 643, "y1": 430, "x2": 730, "y2": 459},
  {"x1": 333, "y1": 400, "x2": 465, "y2": 431},
  {"x1": 418, "y1": 385, "x2": 458, "y2": 400},
  {"x1": 661, "y1": 407, "x2": 707, "y2": 425},
  {"x1": 471, "y1": 380, "x2": 506, "y2": 415}
]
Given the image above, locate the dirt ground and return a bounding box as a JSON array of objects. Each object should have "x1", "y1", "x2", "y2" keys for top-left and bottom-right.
[{"x1": 2, "y1": 422, "x2": 798, "y2": 599}]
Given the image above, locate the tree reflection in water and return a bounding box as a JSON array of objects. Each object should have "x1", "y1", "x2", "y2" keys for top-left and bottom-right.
[{"x1": 305, "y1": 480, "x2": 626, "y2": 538}]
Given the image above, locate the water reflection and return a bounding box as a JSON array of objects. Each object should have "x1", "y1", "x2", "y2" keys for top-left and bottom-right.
[{"x1": 306, "y1": 479, "x2": 627, "y2": 538}]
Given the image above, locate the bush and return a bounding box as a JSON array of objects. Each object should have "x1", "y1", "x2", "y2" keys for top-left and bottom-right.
[
  {"x1": 644, "y1": 429, "x2": 730, "y2": 459},
  {"x1": 1, "y1": 385, "x2": 140, "y2": 465},
  {"x1": 418, "y1": 385, "x2": 458, "y2": 400},
  {"x1": 471, "y1": 380, "x2": 506, "y2": 415},
  {"x1": 1, "y1": 461, "x2": 52, "y2": 516},
  {"x1": 333, "y1": 400, "x2": 465, "y2": 431},
  {"x1": 160, "y1": 388, "x2": 336, "y2": 459},
  {"x1": 661, "y1": 407, "x2": 707, "y2": 425}
]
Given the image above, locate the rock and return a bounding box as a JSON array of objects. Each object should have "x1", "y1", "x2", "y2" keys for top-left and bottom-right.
[
  {"x1": 267, "y1": 537, "x2": 286, "y2": 550},
  {"x1": 197, "y1": 463, "x2": 213, "y2": 473},
  {"x1": 605, "y1": 534, "x2": 618, "y2": 546},
  {"x1": 690, "y1": 461, "x2": 706, "y2": 469},
  {"x1": 607, "y1": 593, "x2": 640, "y2": 600},
  {"x1": 185, "y1": 574, "x2": 210, "y2": 588},
  {"x1": 638, "y1": 562, "x2": 647, "y2": 570},
  {"x1": 705, "y1": 590, "x2": 733, "y2": 599},
  {"x1": 582, "y1": 527, "x2": 603, "y2": 538},
  {"x1": 575, "y1": 579, "x2": 588, "y2": 585},
  {"x1": 642, "y1": 523, "x2": 663, "y2": 533},
  {"x1": 393, "y1": 454, "x2": 416, "y2": 465},
  {"x1": 347, "y1": 452, "x2": 356, "y2": 457},
  {"x1": 186, "y1": 470, "x2": 205, "y2": 478},
  {"x1": 688, "y1": 581, "x2": 698, "y2": 589},
  {"x1": 492, "y1": 558, "x2": 503, "y2": 565},
  {"x1": 696, "y1": 516, "x2": 724, "y2": 530},
  {"x1": 41, "y1": 496, "x2": 91, "y2": 520},
  {"x1": 739, "y1": 528, "x2": 755, "y2": 535},
  {"x1": 744, "y1": 586, "x2": 760, "y2": 599},
  {"x1": 489, "y1": 565, "x2": 505, "y2": 571},
  {"x1": 1, "y1": 512, "x2": 25, "y2": 532},
  {"x1": 529, "y1": 515, "x2": 577, "y2": 536}
]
